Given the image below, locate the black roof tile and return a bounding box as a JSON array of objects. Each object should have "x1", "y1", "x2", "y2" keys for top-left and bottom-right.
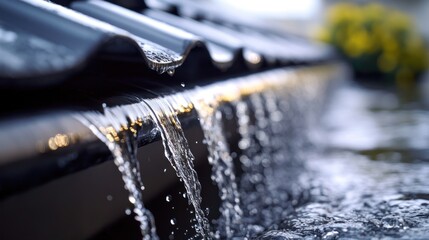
[{"x1": 0, "y1": 0, "x2": 335, "y2": 89}]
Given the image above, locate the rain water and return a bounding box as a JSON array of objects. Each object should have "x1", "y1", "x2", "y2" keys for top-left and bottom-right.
[{"x1": 77, "y1": 65, "x2": 429, "y2": 239}]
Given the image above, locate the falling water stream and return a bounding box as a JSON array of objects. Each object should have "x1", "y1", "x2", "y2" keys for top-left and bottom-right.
[
  {"x1": 190, "y1": 88, "x2": 242, "y2": 239},
  {"x1": 74, "y1": 66, "x2": 355, "y2": 239},
  {"x1": 234, "y1": 96, "x2": 271, "y2": 237},
  {"x1": 71, "y1": 63, "x2": 429, "y2": 239},
  {"x1": 76, "y1": 104, "x2": 158, "y2": 240},
  {"x1": 142, "y1": 96, "x2": 211, "y2": 239},
  {"x1": 77, "y1": 96, "x2": 211, "y2": 239}
]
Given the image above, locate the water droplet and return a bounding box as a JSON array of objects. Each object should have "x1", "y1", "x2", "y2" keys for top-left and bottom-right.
[
  {"x1": 180, "y1": 82, "x2": 185, "y2": 87},
  {"x1": 322, "y1": 230, "x2": 339, "y2": 239},
  {"x1": 163, "y1": 168, "x2": 167, "y2": 173},
  {"x1": 170, "y1": 218, "x2": 176, "y2": 225},
  {"x1": 166, "y1": 195, "x2": 172, "y2": 202},
  {"x1": 250, "y1": 208, "x2": 258, "y2": 215},
  {"x1": 106, "y1": 195, "x2": 113, "y2": 201},
  {"x1": 128, "y1": 196, "x2": 136, "y2": 204},
  {"x1": 167, "y1": 69, "x2": 175, "y2": 76},
  {"x1": 125, "y1": 209, "x2": 132, "y2": 215},
  {"x1": 182, "y1": 193, "x2": 187, "y2": 198},
  {"x1": 381, "y1": 216, "x2": 405, "y2": 229}
]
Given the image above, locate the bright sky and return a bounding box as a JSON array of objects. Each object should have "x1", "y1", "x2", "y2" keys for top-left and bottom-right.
[{"x1": 216, "y1": 0, "x2": 322, "y2": 19}]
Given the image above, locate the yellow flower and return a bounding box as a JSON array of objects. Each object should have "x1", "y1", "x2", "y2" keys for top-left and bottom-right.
[
  {"x1": 318, "y1": 2, "x2": 428, "y2": 80},
  {"x1": 364, "y1": 3, "x2": 385, "y2": 21}
]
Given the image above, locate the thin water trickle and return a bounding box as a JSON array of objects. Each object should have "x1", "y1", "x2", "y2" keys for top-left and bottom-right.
[
  {"x1": 142, "y1": 96, "x2": 211, "y2": 239},
  {"x1": 75, "y1": 104, "x2": 158, "y2": 240},
  {"x1": 234, "y1": 96, "x2": 269, "y2": 237},
  {"x1": 235, "y1": 88, "x2": 296, "y2": 237},
  {"x1": 190, "y1": 88, "x2": 243, "y2": 238}
]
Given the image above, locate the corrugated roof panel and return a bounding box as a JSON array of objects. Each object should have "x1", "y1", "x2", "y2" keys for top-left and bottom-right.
[
  {"x1": 142, "y1": 9, "x2": 260, "y2": 69},
  {"x1": 0, "y1": 0, "x2": 335, "y2": 89}
]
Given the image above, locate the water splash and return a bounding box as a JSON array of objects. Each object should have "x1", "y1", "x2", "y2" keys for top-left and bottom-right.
[
  {"x1": 75, "y1": 104, "x2": 158, "y2": 240},
  {"x1": 142, "y1": 96, "x2": 211, "y2": 239}
]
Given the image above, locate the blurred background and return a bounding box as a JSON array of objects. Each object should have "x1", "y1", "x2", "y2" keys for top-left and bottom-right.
[{"x1": 212, "y1": 0, "x2": 429, "y2": 100}]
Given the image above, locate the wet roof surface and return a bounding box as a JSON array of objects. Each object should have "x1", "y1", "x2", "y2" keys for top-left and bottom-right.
[{"x1": 0, "y1": 0, "x2": 334, "y2": 88}]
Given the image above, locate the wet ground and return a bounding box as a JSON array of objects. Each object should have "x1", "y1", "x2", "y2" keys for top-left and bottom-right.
[{"x1": 258, "y1": 83, "x2": 429, "y2": 239}]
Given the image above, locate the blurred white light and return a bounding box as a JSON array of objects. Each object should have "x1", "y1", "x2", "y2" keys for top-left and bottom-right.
[{"x1": 216, "y1": 0, "x2": 321, "y2": 19}]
